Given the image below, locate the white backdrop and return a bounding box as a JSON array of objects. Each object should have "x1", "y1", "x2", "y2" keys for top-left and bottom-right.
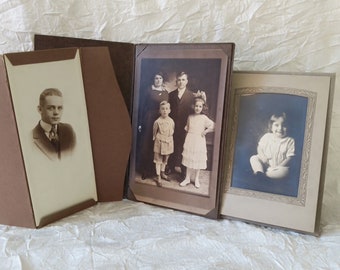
[{"x1": 1, "y1": 1, "x2": 339, "y2": 269}]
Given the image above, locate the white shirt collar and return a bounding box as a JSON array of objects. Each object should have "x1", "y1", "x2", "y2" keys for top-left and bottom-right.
[
  {"x1": 40, "y1": 120, "x2": 53, "y2": 133},
  {"x1": 178, "y1": 88, "x2": 186, "y2": 99}
]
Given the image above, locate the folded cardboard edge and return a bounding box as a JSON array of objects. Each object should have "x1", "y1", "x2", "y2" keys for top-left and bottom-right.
[
  {"x1": 216, "y1": 43, "x2": 235, "y2": 220},
  {"x1": 314, "y1": 73, "x2": 336, "y2": 235},
  {"x1": 38, "y1": 199, "x2": 96, "y2": 228},
  {"x1": 0, "y1": 55, "x2": 36, "y2": 228},
  {"x1": 79, "y1": 46, "x2": 132, "y2": 202},
  {"x1": 5, "y1": 47, "x2": 77, "y2": 65}
]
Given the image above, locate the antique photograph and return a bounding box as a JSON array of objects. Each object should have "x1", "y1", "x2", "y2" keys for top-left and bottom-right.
[
  {"x1": 5, "y1": 50, "x2": 97, "y2": 226},
  {"x1": 128, "y1": 44, "x2": 234, "y2": 217},
  {"x1": 33, "y1": 87, "x2": 76, "y2": 161},
  {"x1": 230, "y1": 91, "x2": 309, "y2": 198},
  {"x1": 221, "y1": 71, "x2": 335, "y2": 234}
]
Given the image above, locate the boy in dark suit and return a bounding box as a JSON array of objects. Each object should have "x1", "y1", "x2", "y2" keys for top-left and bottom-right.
[{"x1": 33, "y1": 88, "x2": 76, "y2": 160}]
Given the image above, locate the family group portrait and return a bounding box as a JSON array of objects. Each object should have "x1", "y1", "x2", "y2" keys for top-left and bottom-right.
[
  {"x1": 131, "y1": 57, "x2": 223, "y2": 196},
  {"x1": 230, "y1": 90, "x2": 309, "y2": 198}
]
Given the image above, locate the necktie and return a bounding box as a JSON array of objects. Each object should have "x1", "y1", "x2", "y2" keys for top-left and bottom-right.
[{"x1": 49, "y1": 125, "x2": 59, "y2": 149}]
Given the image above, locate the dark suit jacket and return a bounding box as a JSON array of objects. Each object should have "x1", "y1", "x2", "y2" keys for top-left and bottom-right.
[
  {"x1": 33, "y1": 122, "x2": 76, "y2": 160},
  {"x1": 168, "y1": 89, "x2": 194, "y2": 165}
]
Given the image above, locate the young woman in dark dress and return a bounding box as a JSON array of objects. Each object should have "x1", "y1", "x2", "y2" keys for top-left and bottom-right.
[{"x1": 138, "y1": 72, "x2": 169, "y2": 179}]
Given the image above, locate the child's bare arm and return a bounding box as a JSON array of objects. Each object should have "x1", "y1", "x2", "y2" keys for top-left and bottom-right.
[
  {"x1": 201, "y1": 120, "x2": 215, "y2": 137},
  {"x1": 278, "y1": 156, "x2": 292, "y2": 167}
]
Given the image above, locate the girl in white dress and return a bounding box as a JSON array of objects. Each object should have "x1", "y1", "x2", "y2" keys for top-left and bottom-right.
[
  {"x1": 180, "y1": 92, "x2": 215, "y2": 188},
  {"x1": 250, "y1": 112, "x2": 295, "y2": 179}
]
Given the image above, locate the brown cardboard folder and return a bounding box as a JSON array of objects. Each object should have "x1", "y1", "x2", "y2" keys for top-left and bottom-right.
[
  {"x1": 33, "y1": 35, "x2": 236, "y2": 220},
  {"x1": 34, "y1": 34, "x2": 135, "y2": 112},
  {"x1": 0, "y1": 47, "x2": 131, "y2": 228}
]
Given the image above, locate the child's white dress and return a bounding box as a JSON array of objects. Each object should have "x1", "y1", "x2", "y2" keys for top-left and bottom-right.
[{"x1": 182, "y1": 114, "x2": 214, "y2": 169}]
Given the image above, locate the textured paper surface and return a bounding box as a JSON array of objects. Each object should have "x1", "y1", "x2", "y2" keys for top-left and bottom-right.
[{"x1": 0, "y1": 0, "x2": 339, "y2": 269}]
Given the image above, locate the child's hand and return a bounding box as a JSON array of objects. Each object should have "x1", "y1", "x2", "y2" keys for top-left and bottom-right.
[
  {"x1": 201, "y1": 131, "x2": 206, "y2": 137},
  {"x1": 258, "y1": 154, "x2": 268, "y2": 164},
  {"x1": 267, "y1": 166, "x2": 280, "y2": 172}
]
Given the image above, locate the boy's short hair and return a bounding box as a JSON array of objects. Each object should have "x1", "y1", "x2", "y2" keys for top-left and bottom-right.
[
  {"x1": 176, "y1": 71, "x2": 188, "y2": 79},
  {"x1": 39, "y1": 88, "x2": 63, "y2": 106},
  {"x1": 159, "y1": 100, "x2": 170, "y2": 108}
]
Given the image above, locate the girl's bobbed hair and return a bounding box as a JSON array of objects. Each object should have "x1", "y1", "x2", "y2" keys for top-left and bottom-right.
[{"x1": 267, "y1": 112, "x2": 287, "y2": 132}]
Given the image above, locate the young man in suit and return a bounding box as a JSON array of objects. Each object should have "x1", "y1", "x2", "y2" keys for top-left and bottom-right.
[
  {"x1": 168, "y1": 71, "x2": 195, "y2": 180},
  {"x1": 33, "y1": 88, "x2": 76, "y2": 160}
]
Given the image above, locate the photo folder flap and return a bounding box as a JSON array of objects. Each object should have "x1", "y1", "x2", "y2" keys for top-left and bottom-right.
[
  {"x1": 38, "y1": 199, "x2": 96, "y2": 228},
  {"x1": 4, "y1": 47, "x2": 78, "y2": 66},
  {"x1": 34, "y1": 34, "x2": 135, "y2": 111},
  {"x1": 79, "y1": 46, "x2": 132, "y2": 202},
  {"x1": 4, "y1": 48, "x2": 98, "y2": 228},
  {"x1": 0, "y1": 46, "x2": 131, "y2": 228},
  {"x1": 0, "y1": 55, "x2": 36, "y2": 228}
]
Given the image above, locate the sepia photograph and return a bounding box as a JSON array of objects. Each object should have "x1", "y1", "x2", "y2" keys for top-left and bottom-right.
[
  {"x1": 33, "y1": 87, "x2": 76, "y2": 161},
  {"x1": 128, "y1": 44, "x2": 234, "y2": 217},
  {"x1": 135, "y1": 59, "x2": 220, "y2": 195},
  {"x1": 5, "y1": 50, "x2": 97, "y2": 226}
]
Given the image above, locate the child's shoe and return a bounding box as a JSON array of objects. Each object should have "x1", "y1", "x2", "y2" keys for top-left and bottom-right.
[
  {"x1": 156, "y1": 175, "x2": 162, "y2": 187},
  {"x1": 179, "y1": 178, "x2": 190, "y2": 187},
  {"x1": 160, "y1": 171, "x2": 169, "y2": 181},
  {"x1": 194, "y1": 179, "x2": 200, "y2": 188}
]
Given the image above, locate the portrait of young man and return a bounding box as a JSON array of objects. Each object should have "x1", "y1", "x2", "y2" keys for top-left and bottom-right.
[
  {"x1": 33, "y1": 88, "x2": 76, "y2": 161},
  {"x1": 4, "y1": 51, "x2": 98, "y2": 226}
]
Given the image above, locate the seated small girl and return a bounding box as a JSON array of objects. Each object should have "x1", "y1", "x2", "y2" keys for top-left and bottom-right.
[{"x1": 250, "y1": 112, "x2": 295, "y2": 179}]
